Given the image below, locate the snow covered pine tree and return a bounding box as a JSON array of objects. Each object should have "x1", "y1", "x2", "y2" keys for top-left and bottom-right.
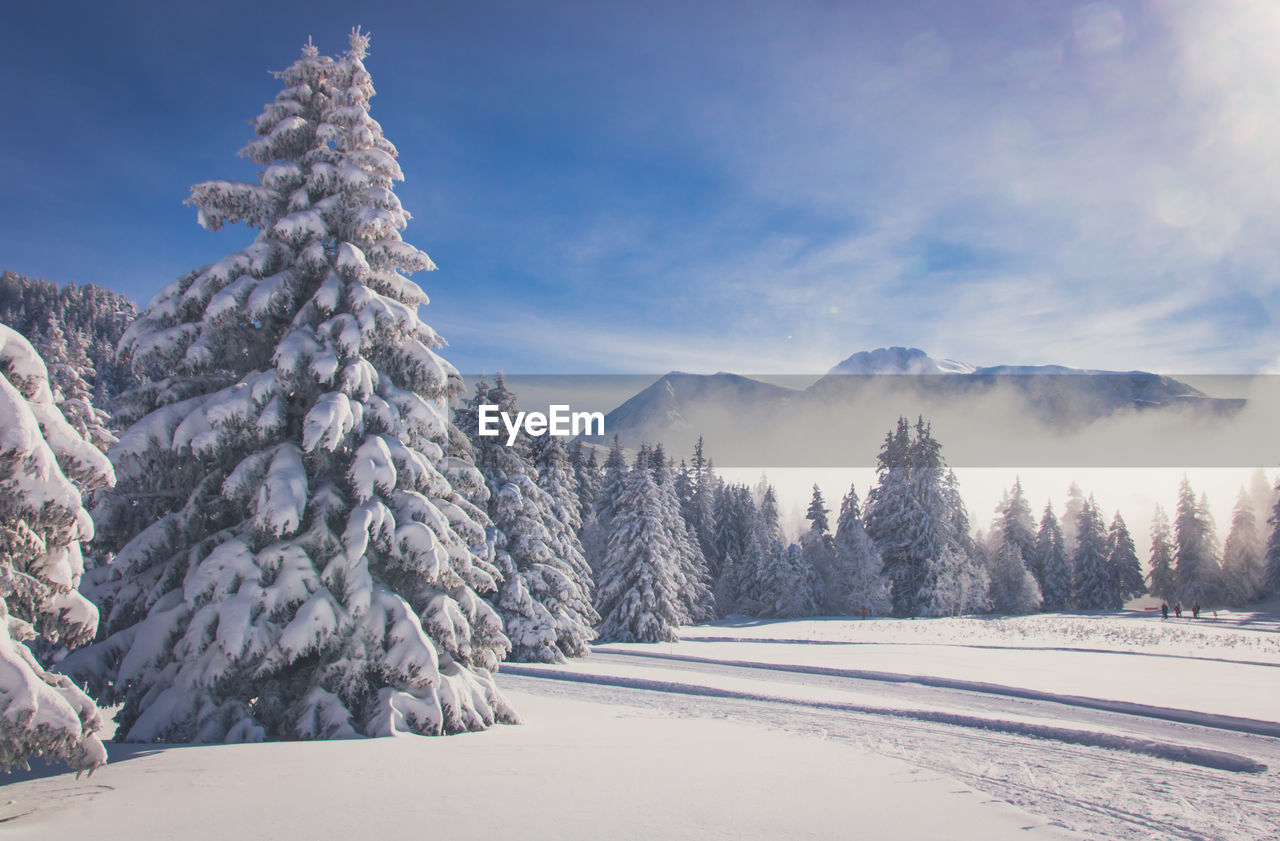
[
  {"x1": 596, "y1": 461, "x2": 689, "y2": 642},
  {"x1": 0, "y1": 325, "x2": 114, "y2": 771},
  {"x1": 831, "y1": 484, "x2": 891, "y2": 617},
  {"x1": 63, "y1": 31, "x2": 516, "y2": 742},
  {"x1": 461, "y1": 376, "x2": 597, "y2": 662}
]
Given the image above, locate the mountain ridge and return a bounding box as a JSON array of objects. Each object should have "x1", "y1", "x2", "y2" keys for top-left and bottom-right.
[{"x1": 584, "y1": 348, "x2": 1243, "y2": 462}]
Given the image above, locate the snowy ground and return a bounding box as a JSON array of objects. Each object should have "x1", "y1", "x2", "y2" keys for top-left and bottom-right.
[
  {"x1": 1, "y1": 691, "x2": 1071, "y2": 841},
  {"x1": 4, "y1": 609, "x2": 1278, "y2": 840},
  {"x1": 506, "y1": 608, "x2": 1280, "y2": 841}
]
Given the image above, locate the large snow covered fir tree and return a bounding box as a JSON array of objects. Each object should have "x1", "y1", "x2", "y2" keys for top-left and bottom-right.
[
  {"x1": 63, "y1": 32, "x2": 518, "y2": 742},
  {"x1": 0, "y1": 324, "x2": 114, "y2": 771}
]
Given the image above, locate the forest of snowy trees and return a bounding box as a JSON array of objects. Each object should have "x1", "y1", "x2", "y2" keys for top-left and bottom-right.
[{"x1": 4, "y1": 30, "x2": 1280, "y2": 776}]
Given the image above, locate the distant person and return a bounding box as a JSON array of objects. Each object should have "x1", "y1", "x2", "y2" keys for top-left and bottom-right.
[
  {"x1": 1161, "y1": 602, "x2": 1169, "y2": 620},
  {"x1": 1193, "y1": 602, "x2": 1201, "y2": 619},
  {"x1": 1174, "y1": 602, "x2": 1182, "y2": 618}
]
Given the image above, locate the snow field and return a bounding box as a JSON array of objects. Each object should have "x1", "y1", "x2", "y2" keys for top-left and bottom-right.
[{"x1": 0, "y1": 689, "x2": 1074, "y2": 841}]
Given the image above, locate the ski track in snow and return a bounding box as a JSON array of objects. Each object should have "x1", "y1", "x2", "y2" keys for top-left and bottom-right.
[
  {"x1": 499, "y1": 645, "x2": 1280, "y2": 841},
  {"x1": 680, "y1": 634, "x2": 1280, "y2": 670},
  {"x1": 589, "y1": 647, "x2": 1280, "y2": 738}
]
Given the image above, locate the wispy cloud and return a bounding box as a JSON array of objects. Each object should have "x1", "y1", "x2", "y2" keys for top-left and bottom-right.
[
  {"x1": 9, "y1": 0, "x2": 1280, "y2": 376},
  {"x1": 430, "y1": 0, "x2": 1280, "y2": 375}
]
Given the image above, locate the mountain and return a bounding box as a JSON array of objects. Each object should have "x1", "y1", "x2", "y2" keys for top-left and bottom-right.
[
  {"x1": 588, "y1": 348, "x2": 1246, "y2": 467},
  {"x1": 586, "y1": 368, "x2": 793, "y2": 445},
  {"x1": 827, "y1": 347, "x2": 975, "y2": 375},
  {"x1": 808, "y1": 348, "x2": 1235, "y2": 426}
]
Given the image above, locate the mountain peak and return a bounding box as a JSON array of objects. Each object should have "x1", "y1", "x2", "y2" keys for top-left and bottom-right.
[{"x1": 828, "y1": 347, "x2": 975, "y2": 376}]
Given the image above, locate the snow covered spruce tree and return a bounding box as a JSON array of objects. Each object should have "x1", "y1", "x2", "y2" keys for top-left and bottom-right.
[
  {"x1": 1061, "y1": 482, "x2": 1087, "y2": 558},
  {"x1": 1071, "y1": 498, "x2": 1118, "y2": 610},
  {"x1": 710, "y1": 482, "x2": 755, "y2": 615},
  {"x1": 1173, "y1": 478, "x2": 1222, "y2": 607},
  {"x1": 866, "y1": 417, "x2": 971, "y2": 617},
  {"x1": 921, "y1": 546, "x2": 990, "y2": 617},
  {"x1": 800, "y1": 485, "x2": 837, "y2": 614},
  {"x1": 754, "y1": 509, "x2": 814, "y2": 618},
  {"x1": 1264, "y1": 484, "x2": 1280, "y2": 599},
  {"x1": 461, "y1": 375, "x2": 597, "y2": 662},
  {"x1": 987, "y1": 480, "x2": 1042, "y2": 615},
  {"x1": 64, "y1": 33, "x2": 518, "y2": 741},
  {"x1": 994, "y1": 479, "x2": 1037, "y2": 584},
  {"x1": 757, "y1": 543, "x2": 816, "y2": 618},
  {"x1": 0, "y1": 324, "x2": 113, "y2": 771},
  {"x1": 735, "y1": 482, "x2": 788, "y2": 616},
  {"x1": 679, "y1": 438, "x2": 720, "y2": 569},
  {"x1": 532, "y1": 436, "x2": 608, "y2": 628},
  {"x1": 533, "y1": 435, "x2": 582, "y2": 542},
  {"x1": 596, "y1": 461, "x2": 687, "y2": 642},
  {"x1": 1107, "y1": 513, "x2": 1145, "y2": 603},
  {"x1": 831, "y1": 484, "x2": 890, "y2": 616},
  {"x1": 647, "y1": 451, "x2": 715, "y2": 623},
  {"x1": 582, "y1": 437, "x2": 627, "y2": 576},
  {"x1": 986, "y1": 540, "x2": 1042, "y2": 616},
  {"x1": 568, "y1": 440, "x2": 600, "y2": 527},
  {"x1": 1221, "y1": 489, "x2": 1265, "y2": 606},
  {"x1": 34, "y1": 316, "x2": 116, "y2": 454},
  {"x1": 0, "y1": 271, "x2": 140, "y2": 413},
  {"x1": 1147, "y1": 506, "x2": 1176, "y2": 601},
  {"x1": 1033, "y1": 503, "x2": 1071, "y2": 611}
]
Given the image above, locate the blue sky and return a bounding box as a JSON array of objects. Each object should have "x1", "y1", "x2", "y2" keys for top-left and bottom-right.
[{"x1": 4, "y1": 0, "x2": 1280, "y2": 375}]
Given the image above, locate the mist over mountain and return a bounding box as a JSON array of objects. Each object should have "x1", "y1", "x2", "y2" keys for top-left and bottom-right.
[{"x1": 586, "y1": 348, "x2": 1250, "y2": 468}]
